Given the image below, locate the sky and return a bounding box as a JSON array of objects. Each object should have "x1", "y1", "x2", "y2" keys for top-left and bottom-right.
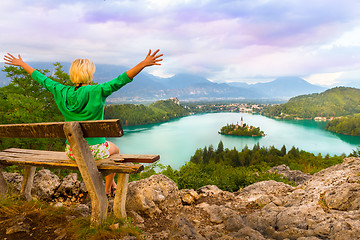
[{"x1": 1, "y1": 0, "x2": 360, "y2": 86}]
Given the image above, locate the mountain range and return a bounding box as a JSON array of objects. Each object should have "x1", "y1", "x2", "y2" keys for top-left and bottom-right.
[{"x1": 0, "y1": 62, "x2": 338, "y2": 102}]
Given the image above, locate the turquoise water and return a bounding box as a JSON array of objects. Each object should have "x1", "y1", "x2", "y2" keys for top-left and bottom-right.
[{"x1": 109, "y1": 113, "x2": 360, "y2": 169}]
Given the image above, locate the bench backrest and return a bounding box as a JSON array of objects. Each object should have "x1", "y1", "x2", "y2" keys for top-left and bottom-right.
[{"x1": 0, "y1": 119, "x2": 123, "y2": 138}]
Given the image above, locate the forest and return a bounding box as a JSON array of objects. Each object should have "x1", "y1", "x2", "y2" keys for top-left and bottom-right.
[
  {"x1": 326, "y1": 113, "x2": 360, "y2": 136},
  {"x1": 261, "y1": 87, "x2": 360, "y2": 119},
  {"x1": 104, "y1": 99, "x2": 189, "y2": 126},
  {"x1": 131, "y1": 141, "x2": 345, "y2": 192},
  {"x1": 261, "y1": 87, "x2": 360, "y2": 136}
]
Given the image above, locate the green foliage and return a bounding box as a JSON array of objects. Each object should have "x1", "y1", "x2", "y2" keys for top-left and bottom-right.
[
  {"x1": 326, "y1": 114, "x2": 360, "y2": 136},
  {"x1": 219, "y1": 123, "x2": 264, "y2": 136},
  {"x1": 129, "y1": 143, "x2": 344, "y2": 192},
  {"x1": 1, "y1": 63, "x2": 72, "y2": 151},
  {"x1": 262, "y1": 87, "x2": 360, "y2": 119},
  {"x1": 104, "y1": 99, "x2": 189, "y2": 126},
  {"x1": 348, "y1": 145, "x2": 360, "y2": 157},
  {"x1": 68, "y1": 216, "x2": 142, "y2": 240}
]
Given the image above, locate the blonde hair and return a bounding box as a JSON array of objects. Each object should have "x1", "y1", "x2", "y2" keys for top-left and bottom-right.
[{"x1": 69, "y1": 59, "x2": 96, "y2": 84}]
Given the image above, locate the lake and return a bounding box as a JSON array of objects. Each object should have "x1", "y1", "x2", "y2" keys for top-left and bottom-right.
[{"x1": 109, "y1": 113, "x2": 360, "y2": 169}]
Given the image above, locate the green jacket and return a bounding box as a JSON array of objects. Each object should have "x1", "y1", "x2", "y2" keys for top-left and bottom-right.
[{"x1": 32, "y1": 70, "x2": 132, "y2": 145}]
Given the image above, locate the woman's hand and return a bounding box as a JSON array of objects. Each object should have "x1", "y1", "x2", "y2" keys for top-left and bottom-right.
[
  {"x1": 126, "y1": 49, "x2": 163, "y2": 79},
  {"x1": 142, "y1": 49, "x2": 163, "y2": 67},
  {"x1": 3, "y1": 53, "x2": 35, "y2": 75},
  {"x1": 4, "y1": 53, "x2": 25, "y2": 67}
]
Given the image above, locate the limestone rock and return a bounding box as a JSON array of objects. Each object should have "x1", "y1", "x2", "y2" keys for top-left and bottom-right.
[
  {"x1": 322, "y1": 182, "x2": 360, "y2": 211},
  {"x1": 126, "y1": 174, "x2": 181, "y2": 217},
  {"x1": 3, "y1": 157, "x2": 360, "y2": 240},
  {"x1": 168, "y1": 214, "x2": 205, "y2": 240},
  {"x1": 179, "y1": 189, "x2": 199, "y2": 205},
  {"x1": 198, "y1": 203, "x2": 245, "y2": 231},
  {"x1": 244, "y1": 158, "x2": 360, "y2": 240},
  {"x1": 196, "y1": 185, "x2": 222, "y2": 196},
  {"x1": 236, "y1": 180, "x2": 294, "y2": 206},
  {"x1": 32, "y1": 169, "x2": 61, "y2": 200},
  {"x1": 268, "y1": 164, "x2": 312, "y2": 185},
  {"x1": 55, "y1": 173, "x2": 81, "y2": 198},
  {"x1": 75, "y1": 204, "x2": 91, "y2": 217},
  {"x1": 3, "y1": 172, "x2": 23, "y2": 192},
  {"x1": 230, "y1": 226, "x2": 267, "y2": 240}
]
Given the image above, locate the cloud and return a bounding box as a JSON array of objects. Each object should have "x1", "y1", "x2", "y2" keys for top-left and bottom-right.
[
  {"x1": 1, "y1": 0, "x2": 360, "y2": 86},
  {"x1": 304, "y1": 72, "x2": 344, "y2": 86}
]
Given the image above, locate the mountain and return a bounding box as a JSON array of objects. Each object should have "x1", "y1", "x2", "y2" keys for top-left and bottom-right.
[
  {"x1": 1, "y1": 62, "x2": 327, "y2": 102},
  {"x1": 248, "y1": 76, "x2": 326, "y2": 98}
]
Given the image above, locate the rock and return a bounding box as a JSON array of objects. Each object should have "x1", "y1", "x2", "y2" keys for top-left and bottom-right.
[
  {"x1": 109, "y1": 223, "x2": 120, "y2": 230},
  {"x1": 54, "y1": 173, "x2": 80, "y2": 198},
  {"x1": 236, "y1": 180, "x2": 294, "y2": 206},
  {"x1": 268, "y1": 164, "x2": 312, "y2": 185},
  {"x1": 168, "y1": 215, "x2": 205, "y2": 240},
  {"x1": 126, "y1": 174, "x2": 181, "y2": 217},
  {"x1": 3, "y1": 158, "x2": 360, "y2": 240},
  {"x1": 198, "y1": 203, "x2": 245, "y2": 232},
  {"x1": 32, "y1": 169, "x2": 61, "y2": 200},
  {"x1": 230, "y1": 226, "x2": 267, "y2": 240},
  {"x1": 128, "y1": 210, "x2": 144, "y2": 223},
  {"x1": 196, "y1": 185, "x2": 222, "y2": 196},
  {"x1": 3, "y1": 172, "x2": 23, "y2": 192},
  {"x1": 75, "y1": 204, "x2": 91, "y2": 217},
  {"x1": 53, "y1": 202, "x2": 63, "y2": 208},
  {"x1": 245, "y1": 158, "x2": 360, "y2": 239},
  {"x1": 322, "y1": 182, "x2": 360, "y2": 210},
  {"x1": 298, "y1": 237, "x2": 321, "y2": 240},
  {"x1": 179, "y1": 189, "x2": 199, "y2": 205}
]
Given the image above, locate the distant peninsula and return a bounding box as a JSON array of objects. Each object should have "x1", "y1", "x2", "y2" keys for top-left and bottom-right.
[{"x1": 219, "y1": 117, "x2": 265, "y2": 137}]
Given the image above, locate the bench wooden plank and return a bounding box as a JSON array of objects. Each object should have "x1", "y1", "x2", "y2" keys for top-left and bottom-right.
[
  {"x1": 111, "y1": 154, "x2": 160, "y2": 163},
  {"x1": 0, "y1": 154, "x2": 144, "y2": 174},
  {"x1": 2, "y1": 148, "x2": 160, "y2": 164},
  {"x1": 0, "y1": 119, "x2": 123, "y2": 138}
]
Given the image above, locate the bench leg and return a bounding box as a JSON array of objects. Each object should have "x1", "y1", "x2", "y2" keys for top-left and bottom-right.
[
  {"x1": 0, "y1": 165, "x2": 8, "y2": 197},
  {"x1": 20, "y1": 166, "x2": 36, "y2": 201},
  {"x1": 113, "y1": 173, "x2": 129, "y2": 219},
  {"x1": 64, "y1": 122, "x2": 108, "y2": 226}
]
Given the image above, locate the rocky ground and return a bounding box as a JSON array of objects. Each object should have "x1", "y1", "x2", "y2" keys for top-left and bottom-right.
[{"x1": 2, "y1": 157, "x2": 360, "y2": 239}]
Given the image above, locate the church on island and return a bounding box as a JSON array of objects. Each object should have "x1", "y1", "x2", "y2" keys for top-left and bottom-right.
[
  {"x1": 219, "y1": 117, "x2": 265, "y2": 137},
  {"x1": 235, "y1": 117, "x2": 251, "y2": 130}
]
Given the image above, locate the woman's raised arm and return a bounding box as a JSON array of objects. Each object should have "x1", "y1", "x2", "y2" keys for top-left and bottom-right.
[{"x1": 126, "y1": 49, "x2": 163, "y2": 79}]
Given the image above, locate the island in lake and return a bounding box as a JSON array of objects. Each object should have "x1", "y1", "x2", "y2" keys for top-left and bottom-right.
[{"x1": 219, "y1": 117, "x2": 265, "y2": 137}]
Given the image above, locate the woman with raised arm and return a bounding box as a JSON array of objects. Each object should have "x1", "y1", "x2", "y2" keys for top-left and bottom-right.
[{"x1": 4, "y1": 50, "x2": 163, "y2": 196}]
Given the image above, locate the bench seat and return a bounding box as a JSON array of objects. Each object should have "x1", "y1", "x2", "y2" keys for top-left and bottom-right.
[{"x1": 0, "y1": 148, "x2": 159, "y2": 174}]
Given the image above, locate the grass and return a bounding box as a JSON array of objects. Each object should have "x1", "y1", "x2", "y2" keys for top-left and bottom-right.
[{"x1": 0, "y1": 193, "x2": 143, "y2": 240}]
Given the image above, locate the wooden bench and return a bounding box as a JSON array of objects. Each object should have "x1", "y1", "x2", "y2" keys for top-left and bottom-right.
[{"x1": 0, "y1": 120, "x2": 159, "y2": 225}]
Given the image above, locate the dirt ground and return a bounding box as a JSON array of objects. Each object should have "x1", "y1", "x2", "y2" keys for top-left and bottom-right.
[{"x1": 0, "y1": 192, "x2": 259, "y2": 240}]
